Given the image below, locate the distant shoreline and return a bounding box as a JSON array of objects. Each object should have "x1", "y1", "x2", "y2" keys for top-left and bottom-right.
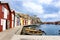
[{"x1": 41, "y1": 22, "x2": 60, "y2": 25}]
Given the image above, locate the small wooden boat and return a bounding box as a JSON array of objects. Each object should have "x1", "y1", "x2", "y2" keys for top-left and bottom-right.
[{"x1": 23, "y1": 27, "x2": 44, "y2": 35}]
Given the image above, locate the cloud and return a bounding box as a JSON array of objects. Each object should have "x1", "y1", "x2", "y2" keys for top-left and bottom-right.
[
  {"x1": 43, "y1": 14, "x2": 58, "y2": 18},
  {"x1": 22, "y1": 2, "x2": 44, "y2": 14},
  {"x1": 36, "y1": 0, "x2": 53, "y2": 4},
  {"x1": 58, "y1": 11, "x2": 60, "y2": 14},
  {"x1": 50, "y1": 0, "x2": 60, "y2": 8},
  {"x1": 55, "y1": 2, "x2": 60, "y2": 8},
  {"x1": 4, "y1": 0, "x2": 21, "y2": 1},
  {"x1": 39, "y1": 12, "x2": 60, "y2": 22},
  {"x1": 43, "y1": 5, "x2": 59, "y2": 13}
]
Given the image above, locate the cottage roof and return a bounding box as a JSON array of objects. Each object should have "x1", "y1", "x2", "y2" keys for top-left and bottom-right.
[{"x1": 0, "y1": 1, "x2": 11, "y2": 12}]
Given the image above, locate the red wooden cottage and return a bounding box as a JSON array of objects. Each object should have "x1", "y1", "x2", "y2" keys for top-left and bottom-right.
[
  {"x1": 0, "y1": 2, "x2": 15, "y2": 32},
  {"x1": 10, "y1": 10, "x2": 15, "y2": 28}
]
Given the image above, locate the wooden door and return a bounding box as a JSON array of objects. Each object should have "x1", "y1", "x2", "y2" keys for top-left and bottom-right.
[{"x1": 0, "y1": 25, "x2": 2, "y2": 32}]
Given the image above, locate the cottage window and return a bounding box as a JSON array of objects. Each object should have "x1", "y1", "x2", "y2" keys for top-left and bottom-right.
[
  {"x1": 12, "y1": 14, "x2": 14, "y2": 20},
  {"x1": 2, "y1": 6, "x2": 9, "y2": 19}
]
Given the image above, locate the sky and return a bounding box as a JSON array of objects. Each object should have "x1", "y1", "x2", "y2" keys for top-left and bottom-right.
[{"x1": 0, "y1": 0, "x2": 60, "y2": 22}]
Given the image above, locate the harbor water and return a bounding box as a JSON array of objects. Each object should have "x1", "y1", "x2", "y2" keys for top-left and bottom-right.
[{"x1": 36, "y1": 24, "x2": 60, "y2": 35}]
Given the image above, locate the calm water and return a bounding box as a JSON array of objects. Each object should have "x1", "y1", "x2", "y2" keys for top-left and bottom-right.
[{"x1": 36, "y1": 24, "x2": 60, "y2": 35}]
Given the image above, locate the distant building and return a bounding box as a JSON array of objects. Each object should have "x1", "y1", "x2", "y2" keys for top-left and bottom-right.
[
  {"x1": 19, "y1": 13, "x2": 32, "y2": 26},
  {"x1": 28, "y1": 16, "x2": 32, "y2": 25},
  {"x1": 15, "y1": 13, "x2": 20, "y2": 27},
  {"x1": 20, "y1": 13, "x2": 27, "y2": 26}
]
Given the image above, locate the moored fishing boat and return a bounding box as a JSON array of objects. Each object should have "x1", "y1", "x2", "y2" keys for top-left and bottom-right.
[{"x1": 22, "y1": 27, "x2": 45, "y2": 35}]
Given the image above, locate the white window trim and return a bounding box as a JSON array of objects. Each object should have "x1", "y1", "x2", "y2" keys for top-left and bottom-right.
[{"x1": 2, "y1": 6, "x2": 9, "y2": 19}]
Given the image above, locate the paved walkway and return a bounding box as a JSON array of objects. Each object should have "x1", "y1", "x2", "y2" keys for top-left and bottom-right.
[
  {"x1": 11, "y1": 35, "x2": 60, "y2": 40},
  {"x1": 0, "y1": 25, "x2": 60, "y2": 40},
  {"x1": 0, "y1": 26, "x2": 23, "y2": 40}
]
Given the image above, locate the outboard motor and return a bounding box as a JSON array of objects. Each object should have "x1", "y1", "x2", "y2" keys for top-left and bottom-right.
[{"x1": 42, "y1": 31, "x2": 46, "y2": 35}]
